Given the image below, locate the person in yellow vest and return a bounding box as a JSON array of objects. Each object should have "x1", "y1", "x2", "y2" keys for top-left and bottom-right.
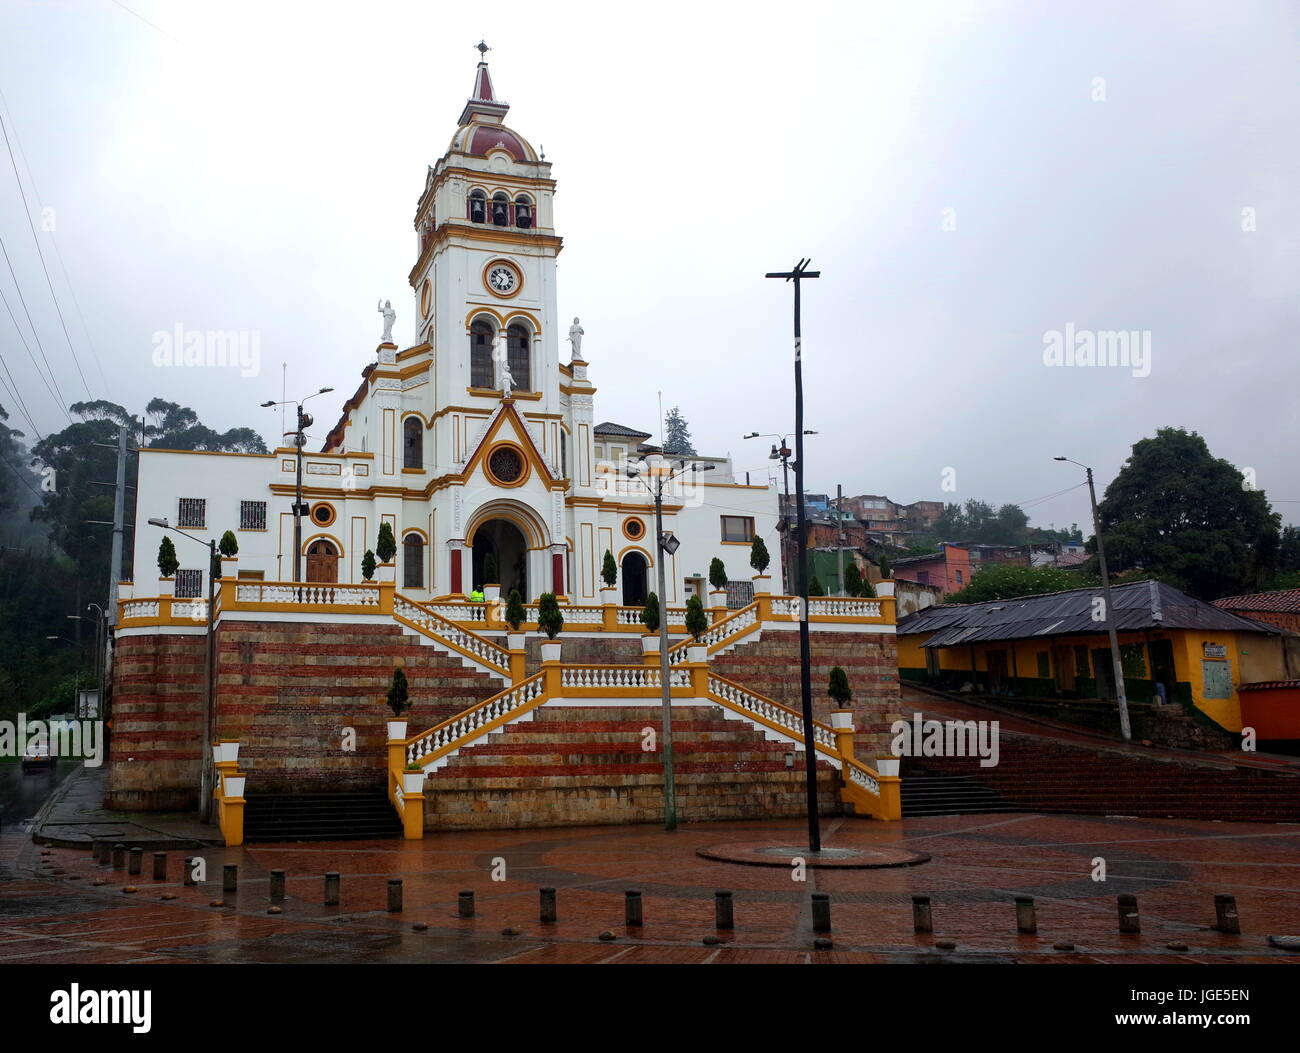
[{"x1": 470, "y1": 587, "x2": 485, "y2": 602}]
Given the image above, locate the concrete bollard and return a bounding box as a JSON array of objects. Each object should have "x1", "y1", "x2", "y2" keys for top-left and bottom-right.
[
  {"x1": 912, "y1": 895, "x2": 933, "y2": 934},
  {"x1": 1015, "y1": 895, "x2": 1037, "y2": 934},
  {"x1": 811, "y1": 892, "x2": 831, "y2": 934},
  {"x1": 1117, "y1": 894, "x2": 1140, "y2": 934},
  {"x1": 94, "y1": 841, "x2": 109, "y2": 865},
  {"x1": 1214, "y1": 894, "x2": 1240, "y2": 934},
  {"x1": 715, "y1": 890, "x2": 734, "y2": 931},
  {"x1": 387, "y1": 879, "x2": 403, "y2": 913},
  {"x1": 111, "y1": 844, "x2": 126, "y2": 870},
  {"x1": 625, "y1": 890, "x2": 643, "y2": 928},
  {"x1": 539, "y1": 887, "x2": 556, "y2": 924},
  {"x1": 223, "y1": 864, "x2": 238, "y2": 893},
  {"x1": 152, "y1": 853, "x2": 167, "y2": 881},
  {"x1": 458, "y1": 890, "x2": 475, "y2": 918},
  {"x1": 269, "y1": 869, "x2": 285, "y2": 902},
  {"x1": 128, "y1": 847, "x2": 143, "y2": 876},
  {"x1": 182, "y1": 858, "x2": 198, "y2": 886},
  {"x1": 324, "y1": 872, "x2": 340, "y2": 906}
]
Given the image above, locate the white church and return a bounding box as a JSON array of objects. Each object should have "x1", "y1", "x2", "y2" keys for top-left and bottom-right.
[{"x1": 133, "y1": 52, "x2": 781, "y2": 608}]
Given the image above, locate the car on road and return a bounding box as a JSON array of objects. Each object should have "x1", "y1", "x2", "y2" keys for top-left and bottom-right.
[{"x1": 20, "y1": 741, "x2": 53, "y2": 772}]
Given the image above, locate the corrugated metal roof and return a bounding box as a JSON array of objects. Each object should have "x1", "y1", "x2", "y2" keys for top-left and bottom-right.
[{"x1": 897, "y1": 579, "x2": 1280, "y2": 647}]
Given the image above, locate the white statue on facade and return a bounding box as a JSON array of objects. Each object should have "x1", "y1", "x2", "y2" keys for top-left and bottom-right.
[
  {"x1": 378, "y1": 299, "x2": 396, "y2": 343},
  {"x1": 494, "y1": 331, "x2": 514, "y2": 396},
  {"x1": 568, "y1": 316, "x2": 584, "y2": 358}
]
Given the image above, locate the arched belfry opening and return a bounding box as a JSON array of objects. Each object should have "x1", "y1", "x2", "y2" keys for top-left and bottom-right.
[{"x1": 472, "y1": 518, "x2": 529, "y2": 599}]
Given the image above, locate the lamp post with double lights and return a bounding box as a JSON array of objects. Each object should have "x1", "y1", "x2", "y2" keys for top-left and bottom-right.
[
  {"x1": 148, "y1": 516, "x2": 219, "y2": 821},
  {"x1": 626, "y1": 454, "x2": 714, "y2": 831},
  {"x1": 743, "y1": 430, "x2": 817, "y2": 594},
  {"x1": 261, "y1": 388, "x2": 334, "y2": 586},
  {"x1": 1054, "y1": 456, "x2": 1132, "y2": 741}
]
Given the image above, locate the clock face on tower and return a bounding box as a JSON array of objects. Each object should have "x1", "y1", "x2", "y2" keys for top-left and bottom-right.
[{"x1": 484, "y1": 262, "x2": 520, "y2": 297}]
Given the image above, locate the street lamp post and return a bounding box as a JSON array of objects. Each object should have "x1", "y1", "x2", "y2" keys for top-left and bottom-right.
[
  {"x1": 261, "y1": 388, "x2": 333, "y2": 586},
  {"x1": 1054, "y1": 457, "x2": 1132, "y2": 741},
  {"x1": 148, "y1": 517, "x2": 219, "y2": 820},
  {"x1": 628, "y1": 455, "x2": 713, "y2": 831},
  {"x1": 766, "y1": 258, "x2": 822, "y2": 854}
]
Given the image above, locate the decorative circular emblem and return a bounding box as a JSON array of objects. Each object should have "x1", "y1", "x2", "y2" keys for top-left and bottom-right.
[
  {"x1": 623, "y1": 517, "x2": 646, "y2": 541},
  {"x1": 419, "y1": 279, "x2": 432, "y2": 317},
  {"x1": 488, "y1": 445, "x2": 525, "y2": 485},
  {"x1": 310, "y1": 503, "x2": 336, "y2": 527}
]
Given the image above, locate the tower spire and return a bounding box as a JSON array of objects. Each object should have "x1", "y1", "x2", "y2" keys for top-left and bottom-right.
[{"x1": 459, "y1": 41, "x2": 509, "y2": 126}]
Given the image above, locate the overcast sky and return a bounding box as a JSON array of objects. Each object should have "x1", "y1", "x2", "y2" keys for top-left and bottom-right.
[{"x1": 0, "y1": 0, "x2": 1297, "y2": 532}]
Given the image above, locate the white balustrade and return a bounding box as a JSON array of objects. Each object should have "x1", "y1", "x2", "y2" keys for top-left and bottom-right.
[
  {"x1": 122, "y1": 600, "x2": 160, "y2": 620},
  {"x1": 560, "y1": 666, "x2": 690, "y2": 690},
  {"x1": 708, "y1": 676, "x2": 837, "y2": 751},
  {"x1": 234, "y1": 583, "x2": 380, "y2": 607},
  {"x1": 407, "y1": 674, "x2": 545, "y2": 765},
  {"x1": 846, "y1": 761, "x2": 881, "y2": 796},
  {"x1": 394, "y1": 597, "x2": 509, "y2": 670}
]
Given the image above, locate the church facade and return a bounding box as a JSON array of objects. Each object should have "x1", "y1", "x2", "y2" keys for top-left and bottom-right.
[{"x1": 131, "y1": 56, "x2": 781, "y2": 607}]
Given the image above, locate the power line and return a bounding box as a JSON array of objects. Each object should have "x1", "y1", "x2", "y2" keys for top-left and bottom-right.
[
  {"x1": 0, "y1": 269, "x2": 64, "y2": 430},
  {"x1": 0, "y1": 229, "x2": 71, "y2": 421},
  {"x1": 0, "y1": 110, "x2": 93, "y2": 399}
]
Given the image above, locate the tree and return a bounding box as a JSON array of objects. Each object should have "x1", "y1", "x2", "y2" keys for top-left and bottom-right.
[
  {"x1": 1096, "y1": 427, "x2": 1280, "y2": 599},
  {"x1": 640, "y1": 591, "x2": 660, "y2": 633},
  {"x1": 484, "y1": 553, "x2": 499, "y2": 584},
  {"x1": 684, "y1": 594, "x2": 708, "y2": 640},
  {"x1": 537, "y1": 592, "x2": 564, "y2": 639},
  {"x1": 505, "y1": 588, "x2": 526, "y2": 631},
  {"x1": 219, "y1": 530, "x2": 239, "y2": 557},
  {"x1": 749, "y1": 535, "x2": 770, "y2": 575},
  {"x1": 0, "y1": 403, "x2": 39, "y2": 527},
  {"x1": 361, "y1": 549, "x2": 377, "y2": 581},
  {"x1": 828, "y1": 666, "x2": 852, "y2": 705},
  {"x1": 809, "y1": 575, "x2": 825, "y2": 596},
  {"x1": 385, "y1": 667, "x2": 410, "y2": 718},
  {"x1": 157, "y1": 536, "x2": 179, "y2": 578},
  {"x1": 601, "y1": 549, "x2": 618, "y2": 588},
  {"x1": 376, "y1": 522, "x2": 397, "y2": 564},
  {"x1": 709, "y1": 557, "x2": 727, "y2": 591},
  {"x1": 946, "y1": 563, "x2": 1095, "y2": 604},
  {"x1": 843, "y1": 562, "x2": 864, "y2": 597},
  {"x1": 877, "y1": 552, "x2": 892, "y2": 578},
  {"x1": 662, "y1": 406, "x2": 696, "y2": 456}
]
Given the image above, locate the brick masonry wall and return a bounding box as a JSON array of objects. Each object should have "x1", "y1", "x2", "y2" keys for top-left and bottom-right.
[
  {"x1": 214, "y1": 621, "x2": 501, "y2": 794},
  {"x1": 107, "y1": 633, "x2": 207, "y2": 811},
  {"x1": 711, "y1": 629, "x2": 902, "y2": 762}
]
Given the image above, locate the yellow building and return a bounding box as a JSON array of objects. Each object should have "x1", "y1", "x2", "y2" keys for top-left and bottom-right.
[{"x1": 897, "y1": 579, "x2": 1290, "y2": 734}]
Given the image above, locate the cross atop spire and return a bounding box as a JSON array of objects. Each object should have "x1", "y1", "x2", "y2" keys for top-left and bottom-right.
[{"x1": 459, "y1": 41, "x2": 509, "y2": 125}]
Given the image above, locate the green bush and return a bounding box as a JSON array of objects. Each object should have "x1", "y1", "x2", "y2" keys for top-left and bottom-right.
[
  {"x1": 640, "y1": 591, "x2": 660, "y2": 633},
  {"x1": 157, "y1": 536, "x2": 179, "y2": 578},
  {"x1": 709, "y1": 557, "x2": 727, "y2": 591},
  {"x1": 601, "y1": 549, "x2": 618, "y2": 588},
  {"x1": 828, "y1": 666, "x2": 852, "y2": 705},
  {"x1": 385, "y1": 667, "x2": 410, "y2": 718},
  {"x1": 361, "y1": 549, "x2": 377, "y2": 581},
  {"x1": 809, "y1": 575, "x2": 825, "y2": 597},
  {"x1": 749, "y1": 535, "x2": 770, "y2": 575},
  {"x1": 505, "y1": 588, "x2": 525, "y2": 632},
  {"x1": 843, "y1": 563, "x2": 863, "y2": 597},
  {"x1": 537, "y1": 592, "x2": 564, "y2": 639},
  {"x1": 484, "y1": 553, "x2": 499, "y2": 584},
  {"x1": 376, "y1": 522, "x2": 397, "y2": 564},
  {"x1": 685, "y1": 594, "x2": 708, "y2": 640},
  {"x1": 218, "y1": 530, "x2": 239, "y2": 557}
]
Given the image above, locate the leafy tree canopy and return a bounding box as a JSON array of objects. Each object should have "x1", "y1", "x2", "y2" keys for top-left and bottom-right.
[
  {"x1": 662, "y1": 406, "x2": 697, "y2": 456},
  {"x1": 945, "y1": 563, "x2": 1097, "y2": 604}
]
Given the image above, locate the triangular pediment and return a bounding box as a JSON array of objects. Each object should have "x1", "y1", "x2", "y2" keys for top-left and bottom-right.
[{"x1": 459, "y1": 400, "x2": 558, "y2": 487}]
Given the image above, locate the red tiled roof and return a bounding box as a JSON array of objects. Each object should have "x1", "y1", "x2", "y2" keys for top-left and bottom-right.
[{"x1": 1213, "y1": 588, "x2": 1300, "y2": 613}]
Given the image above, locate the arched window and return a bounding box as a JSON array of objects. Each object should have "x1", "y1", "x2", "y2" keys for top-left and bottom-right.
[
  {"x1": 403, "y1": 417, "x2": 423, "y2": 470},
  {"x1": 491, "y1": 192, "x2": 510, "y2": 227},
  {"x1": 514, "y1": 194, "x2": 533, "y2": 229},
  {"x1": 470, "y1": 319, "x2": 496, "y2": 389},
  {"x1": 468, "y1": 190, "x2": 486, "y2": 224},
  {"x1": 507, "y1": 324, "x2": 531, "y2": 392},
  {"x1": 403, "y1": 533, "x2": 425, "y2": 589}
]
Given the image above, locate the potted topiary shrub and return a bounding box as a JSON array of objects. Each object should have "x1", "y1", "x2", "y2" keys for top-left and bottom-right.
[
  {"x1": 361, "y1": 549, "x2": 377, "y2": 582},
  {"x1": 505, "y1": 588, "x2": 527, "y2": 651},
  {"x1": 828, "y1": 666, "x2": 854, "y2": 730},
  {"x1": 843, "y1": 562, "x2": 863, "y2": 598},
  {"x1": 157, "y1": 535, "x2": 179, "y2": 596},
  {"x1": 483, "y1": 553, "x2": 501, "y2": 603},
  {"x1": 218, "y1": 530, "x2": 239, "y2": 578},
  {"x1": 375, "y1": 522, "x2": 397, "y2": 583},
  {"x1": 809, "y1": 574, "x2": 825, "y2": 597},
  {"x1": 536, "y1": 592, "x2": 564, "y2": 662},
  {"x1": 749, "y1": 535, "x2": 772, "y2": 593},
  {"x1": 684, "y1": 594, "x2": 709, "y2": 663},
  {"x1": 385, "y1": 666, "x2": 410, "y2": 740},
  {"x1": 402, "y1": 761, "x2": 425, "y2": 795},
  {"x1": 600, "y1": 549, "x2": 618, "y2": 603},
  {"x1": 708, "y1": 557, "x2": 728, "y2": 610},
  {"x1": 640, "y1": 590, "x2": 661, "y2": 654}
]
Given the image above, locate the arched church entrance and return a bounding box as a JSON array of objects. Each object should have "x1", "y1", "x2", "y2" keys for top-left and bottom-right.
[
  {"x1": 621, "y1": 551, "x2": 648, "y2": 606},
  {"x1": 305, "y1": 539, "x2": 339, "y2": 583},
  {"x1": 472, "y1": 518, "x2": 529, "y2": 599}
]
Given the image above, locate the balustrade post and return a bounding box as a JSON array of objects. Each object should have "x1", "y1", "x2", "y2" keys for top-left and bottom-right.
[
  {"x1": 602, "y1": 598, "x2": 619, "y2": 633},
  {"x1": 830, "y1": 710, "x2": 855, "y2": 760},
  {"x1": 755, "y1": 593, "x2": 773, "y2": 624},
  {"x1": 687, "y1": 657, "x2": 709, "y2": 698},
  {"x1": 376, "y1": 580, "x2": 395, "y2": 615}
]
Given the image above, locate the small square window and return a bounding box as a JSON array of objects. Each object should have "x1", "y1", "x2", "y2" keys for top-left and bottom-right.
[
  {"x1": 721, "y1": 516, "x2": 754, "y2": 543},
  {"x1": 175, "y1": 569, "x2": 203, "y2": 598},
  {"x1": 240, "y1": 501, "x2": 267, "y2": 531},
  {"x1": 177, "y1": 498, "x2": 206, "y2": 529}
]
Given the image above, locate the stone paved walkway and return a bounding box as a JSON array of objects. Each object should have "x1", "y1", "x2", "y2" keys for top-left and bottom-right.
[{"x1": 4, "y1": 808, "x2": 1299, "y2": 964}]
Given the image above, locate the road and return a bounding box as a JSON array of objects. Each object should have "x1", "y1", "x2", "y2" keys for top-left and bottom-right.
[{"x1": 0, "y1": 760, "x2": 78, "y2": 829}]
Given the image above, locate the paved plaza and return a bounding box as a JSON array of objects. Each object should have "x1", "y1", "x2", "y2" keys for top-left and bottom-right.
[{"x1": 3, "y1": 808, "x2": 1299, "y2": 964}]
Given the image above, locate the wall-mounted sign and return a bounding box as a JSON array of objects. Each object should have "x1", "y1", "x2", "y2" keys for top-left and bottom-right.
[{"x1": 1203, "y1": 643, "x2": 1227, "y2": 659}]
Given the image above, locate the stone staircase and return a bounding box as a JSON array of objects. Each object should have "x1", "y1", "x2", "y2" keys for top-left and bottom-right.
[
  {"x1": 242, "y1": 791, "x2": 403, "y2": 842},
  {"x1": 421, "y1": 704, "x2": 843, "y2": 830},
  {"x1": 899, "y1": 770, "x2": 1023, "y2": 817},
  {"x1": 215, "y1": 620, "x2": 501, "y2": 794}
]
